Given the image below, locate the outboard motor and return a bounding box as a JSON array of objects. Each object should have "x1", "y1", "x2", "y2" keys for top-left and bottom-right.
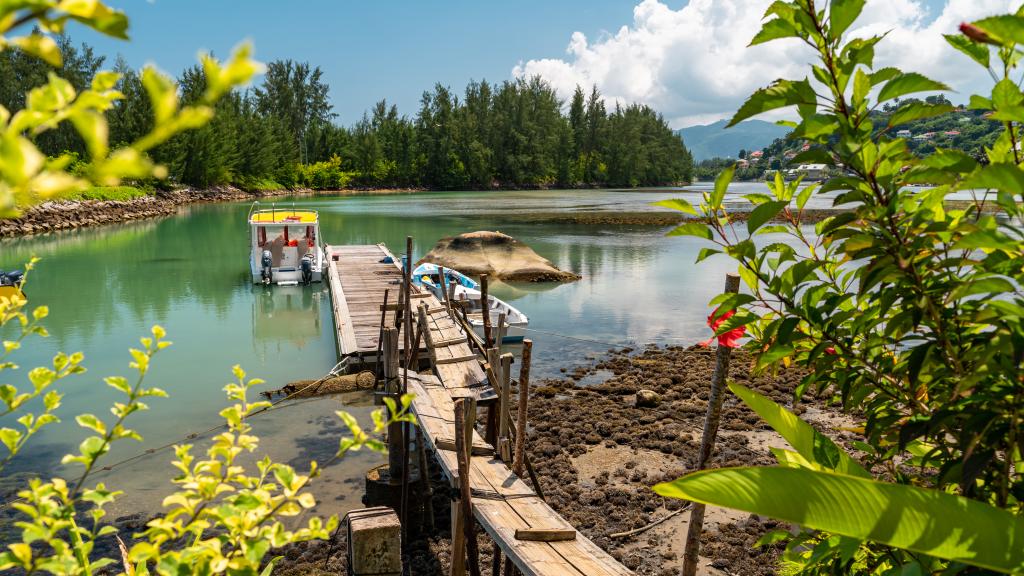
[
  {"x1": 260, "y1": 250, "x2": 273, "y2": 285},
  {"x1": 300, "y1": 253, "x2": 313, "y2": 285}
]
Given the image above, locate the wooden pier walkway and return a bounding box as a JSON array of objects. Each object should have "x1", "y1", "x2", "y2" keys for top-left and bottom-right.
[{"x1": 326, "y1": 243, "x2": 631, "y2": 576}]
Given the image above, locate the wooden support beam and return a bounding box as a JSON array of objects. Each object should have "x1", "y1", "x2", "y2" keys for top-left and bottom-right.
[
  {"x1": 514, "y1": 340, "x2": 532, "y2": 478},
  {"x1": 514, "y1": 529, "x2": 576, "y2": 542},
  {"x1": 498, "y1": 352, "x2": 513, "y2": 462},
  {"x1": 480, "y1": 273, "x2": 491, "y2": 348},
  {"x1": 383, "y1": 327, "x2": 403, "y2": 480},
  {"x1": 434, "y1": 438, "x2": 494, "y2": 456},
  {"x1": 453, "y1": 396, "x2": 481, "y2": 576},
  {"x1": 495, "y1": 312, "x2": 507, "y2": 354},
  {"x1": 433, "y1": 336, "x2": 469, "y2": 347},
  {"x1": 435, "y1": 354, "x2": 480, "y2": 365}
]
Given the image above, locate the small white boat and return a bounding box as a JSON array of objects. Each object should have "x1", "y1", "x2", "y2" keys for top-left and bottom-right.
[
  {"x1": 248, "y1": 203, "x2": 325, "y2": 286},
  {"x1": 411, "y1": 263, "x2": 528, "y2": 344}
]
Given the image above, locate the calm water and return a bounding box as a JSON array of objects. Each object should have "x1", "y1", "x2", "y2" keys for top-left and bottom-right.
[{"x1": 0, "y1": 185, "x2": 768, "y2": 521}]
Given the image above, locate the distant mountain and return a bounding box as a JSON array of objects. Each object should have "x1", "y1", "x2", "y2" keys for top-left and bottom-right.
[{"x1": 678, "y1": 119, "x2": 790, "y2": 161}]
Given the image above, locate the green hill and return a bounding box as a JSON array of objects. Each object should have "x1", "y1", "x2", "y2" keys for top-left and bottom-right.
[{"x1": 678, "y1": 119, "x2": 790, "y2": 161}]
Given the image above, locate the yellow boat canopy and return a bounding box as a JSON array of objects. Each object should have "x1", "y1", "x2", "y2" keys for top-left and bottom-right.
[{"x1": 250, "y1": 210, "x2": 319, "y2": 224}]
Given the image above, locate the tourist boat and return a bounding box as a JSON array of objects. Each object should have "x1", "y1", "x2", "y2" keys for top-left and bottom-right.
[
  {"x1": 411, "y1": 262, "x2": 528, "y2": 343},
  {"x1": 248, "y1": 203, "x2": 325, "y2": 286},
  {"x1": 0, "y1": 269, "x2": 25, "y2": 302}
]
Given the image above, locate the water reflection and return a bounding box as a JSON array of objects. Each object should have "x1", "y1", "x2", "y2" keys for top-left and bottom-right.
[{"x1": 251, "y1": 285, "x2": 325, "y2": 357}]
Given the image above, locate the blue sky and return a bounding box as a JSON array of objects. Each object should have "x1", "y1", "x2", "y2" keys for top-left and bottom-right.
[
  {"x1": 80, "y1": 1, "x2": 637, "y2": 125},
  {"x1": 77, "y1": 0, "x2": 981, "y2": 128}
]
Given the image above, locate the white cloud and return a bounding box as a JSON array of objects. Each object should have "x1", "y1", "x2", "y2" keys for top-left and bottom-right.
[{"x1": 512, "y1": 0, "x2": 1015, "y2": 128}]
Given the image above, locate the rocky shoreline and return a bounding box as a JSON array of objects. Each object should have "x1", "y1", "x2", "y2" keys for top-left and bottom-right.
[
  {"x1": 0, "y1": 186, "x2": 429, "y2": 239},
  {"x1": 269, "y1": 345, "x2": 861, "y2": 576}
]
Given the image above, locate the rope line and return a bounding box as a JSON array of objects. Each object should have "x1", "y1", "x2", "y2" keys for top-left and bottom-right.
[
  {"x1": 1, "y1": 361, "x2": 351, "y2": 510},
  {"x1": 516, "y1": 326, "x2": 635, "y2": 349}
]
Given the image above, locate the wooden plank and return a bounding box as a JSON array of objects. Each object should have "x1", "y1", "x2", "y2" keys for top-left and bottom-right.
[
  {"x1": 515, "y1": 529, "x2": 577, "y2": 542},
  {"x1": 435, "y1": 354, "x2": 480, "y2": 365}
]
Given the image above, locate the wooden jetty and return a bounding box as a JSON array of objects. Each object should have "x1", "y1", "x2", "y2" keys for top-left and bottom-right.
[{"x1": 326, "y1": 243, "x2": 631, "y2": 576}]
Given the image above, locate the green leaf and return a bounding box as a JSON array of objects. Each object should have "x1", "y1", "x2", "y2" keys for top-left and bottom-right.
[
  {"x1": 75, "y1": 413, "x2": 106, "y2": 435},
  {"x1": 887, "y1": 101, "x2": 955, "y2": 128},
  {"x1": 750, "y1": 17, "x2": 800, "y2": 46},
  {"x1": 653, "y1": 466, "x2": 1024, "y2": 574},
  {"x1": 696, "y1": 247, "x2": 721, "y2": 263},
  {"x1": 877, "y1": 73, "x2": 949, "y2": 103},
  {"x1": 0, "y1": 428, "x2": 21, "y2": 452},
  {"x1": 728, "y1": 382, "x2": 870, "y2": 478},
  {"x1": 829, "y1": 0, "x2": 865, "y2": 38},
  {"x1": 747, "y1": 201, "x2": 789, "y2": 234},
  {"x1": 961, "y1": 163, "x2": 1024, "y2": 193},
  {"x1": 971, "y1": 15, "x2": 1024, "y2": 46},
  {"x1": 59, "y1": 0, "x2": 130, "y2": 39},
  {"x1": 651, "y1": 198, "x2": 697, "y2": 216},
  {"x1": 10, "y1": 33, "x2": 63, "y2": 67},
  {"x1": 944, "y1": 33, "x2": 990, "y2": 68},
  {"x1": 728, "y1": 79, "x2": 815, "y2": 127},
  {"x1": 710, "y1": 164, "x2": 735, "y2": 211},
  {"x1": 950, "y1": 276, "x2": 1015, "y2": 299},
  {"x1": 260, "y1": 556, "x2": 284, "y2": 576},
  {"x1": 667, "y1": 222, "x2": 712, "y2": 240}
]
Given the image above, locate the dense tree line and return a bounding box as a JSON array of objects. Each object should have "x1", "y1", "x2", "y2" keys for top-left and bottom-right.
[{"x1": 1, "y1": 35, "x2": 694, "y2": 191}]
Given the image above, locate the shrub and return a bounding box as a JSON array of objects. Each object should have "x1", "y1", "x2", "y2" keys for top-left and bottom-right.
[
  {"x1": 0, "y1": 261, "x2": 413, "y2": 574},
  {"x1": 655, "y1": 1, "x2": 1024, "y2": 574}
]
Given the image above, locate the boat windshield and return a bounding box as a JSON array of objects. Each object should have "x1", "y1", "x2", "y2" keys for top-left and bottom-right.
[{"x1": 255, "y1": 224, "x2": 317, "y2": 250}]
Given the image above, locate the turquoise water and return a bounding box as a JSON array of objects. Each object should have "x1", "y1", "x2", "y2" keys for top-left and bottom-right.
[{"x1": 0, "y1": 186, "x2": 755, "y2": 520}]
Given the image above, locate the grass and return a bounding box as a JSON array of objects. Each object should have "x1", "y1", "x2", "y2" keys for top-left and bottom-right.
[
  {"x1": 238, "y1": 178, "x2": 286, "y2": 192},
  {"x1": 67, "y1": 186, "x2": 152, "y2": 201}
]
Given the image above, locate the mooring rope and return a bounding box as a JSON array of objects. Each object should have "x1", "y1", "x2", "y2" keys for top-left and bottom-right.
[{"x1": 516, "y1": 326, "x2": 635, "y2": 349}]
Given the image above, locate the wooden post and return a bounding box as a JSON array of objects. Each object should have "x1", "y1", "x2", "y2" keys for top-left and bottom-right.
[
  {"x1": 498, "y1": 353, "x2": 513, "y2": 462},
  {"x1": 681, "y1": 273, "x2": 740, "y2": 576},
  {"x1": 416, "y1": 425, "x2": 435, "y2": 530},
  {"x1": 417, "y1": 304, "x2": 436, "y2": 368},
  {"x1": 374, "y1": 289, "x2": 390, "y2": 380},
  {"x1": 513, "y1": 339, "x2": 532, "y2": 478},
  {"x1": 401, "y1": 236, "x2": 414, "y2": 545},
  {"x1": 453, "y1": 396, "x2": 481, "y2": 576},
  {"x1": 484, "y1": 347, "x2": 500, "y2": 445},
  {"x1": 495, "y1": 311, "x2": 507, "y2": 355},
  {"x1": 506, "y1": 342, "x2": 530, "y2": 576},
  {"x1": 480, "y1": 273, "x2": 491, "y2": 348},
  {"x1": 383, "y1": 327, "x2": 403, "y2": 480}
]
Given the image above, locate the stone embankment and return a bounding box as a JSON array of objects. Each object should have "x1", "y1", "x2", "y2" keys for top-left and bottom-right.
[{"x1": 0, "y1": 187, "x2": 274, "y2": 238}]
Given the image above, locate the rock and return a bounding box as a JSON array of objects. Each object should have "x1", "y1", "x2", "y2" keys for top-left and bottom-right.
[
  {"x1": 634, "y1": 389, "x2": 661, "y2": 408},
  {"x1": 418, "y1": 230, "x2": 580, "y2": 282}
]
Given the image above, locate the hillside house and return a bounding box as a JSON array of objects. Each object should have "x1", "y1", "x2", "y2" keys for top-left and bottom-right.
[
  {"x1": 896, "y1": 129, "x2": 912, "y2": 138},
  {"x1": 787, "y1": 163, "x2": 828, "y2": 180}
]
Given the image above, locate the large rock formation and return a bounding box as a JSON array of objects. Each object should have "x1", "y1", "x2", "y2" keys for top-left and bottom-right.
[{"x1": 419, "y1": 231, "x2": 580, "y2": 283}]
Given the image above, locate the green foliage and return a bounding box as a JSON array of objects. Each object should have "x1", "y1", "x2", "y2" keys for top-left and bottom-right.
[
  {"x1": 0, "y1": 0, "x2": 261, "y2": 216},
  {"x1": 296, "y1": 155, "x2": 355, "y2": 190},
  {"x1": 657, "y1": 1, "x2": 1024, "y2": 573},
  {"x1": 655, "y1": 467, "x2": 1024, "y2": 573},
  {"x1": 0, "y1": 266, "x2": 415, "y2": 575},
  {"x1": 68, "y1": 185, "x2": 148, "y2": 201}
]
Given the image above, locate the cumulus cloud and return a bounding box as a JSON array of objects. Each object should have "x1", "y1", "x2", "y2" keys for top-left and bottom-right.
[{"x1": 512, "y1": 0, "x2": 1015, "y2": 128}]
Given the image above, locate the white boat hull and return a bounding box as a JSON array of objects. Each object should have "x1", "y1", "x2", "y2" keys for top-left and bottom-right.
[{"x1": 472, "y1": 320, "x2": 527, "y2": 344}]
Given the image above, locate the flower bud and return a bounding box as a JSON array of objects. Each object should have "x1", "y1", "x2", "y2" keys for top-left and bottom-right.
[{"x1": 960, "y1": 22, "x2": 994, "y2": 45}]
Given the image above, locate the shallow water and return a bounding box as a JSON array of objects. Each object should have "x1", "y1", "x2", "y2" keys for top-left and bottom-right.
[{"x1": 0, "y1": 184, "x2": 774, "y2": 522}]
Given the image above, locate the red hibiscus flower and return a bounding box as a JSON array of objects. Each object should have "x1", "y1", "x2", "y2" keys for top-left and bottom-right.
[{"x1": 700, "y1": 307, "x2": 746, "y2": 348}]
